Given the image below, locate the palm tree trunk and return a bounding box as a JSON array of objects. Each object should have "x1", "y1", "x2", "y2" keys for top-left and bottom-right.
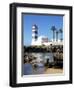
[
  {"x1": 56, "y1": 33, "x2": 58, "y2": 42},
  {"x1": 60, "y1": 32, "x2": 62, "y2": 41},
  {"x1": 53, "y1": 31, "x2": 55, "y2": 41}
]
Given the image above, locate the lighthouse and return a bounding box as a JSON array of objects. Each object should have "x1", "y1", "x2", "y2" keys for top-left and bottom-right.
[{"x1": 31, "y1": 24, "x2": 38, "y2": 45}]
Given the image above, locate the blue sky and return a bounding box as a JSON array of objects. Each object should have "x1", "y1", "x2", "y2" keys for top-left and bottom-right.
[{"x1": 22, "y1": 14, "x2": 63, "y2": 46}]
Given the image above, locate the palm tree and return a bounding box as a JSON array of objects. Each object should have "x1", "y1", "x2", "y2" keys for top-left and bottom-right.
[
  {"x1": 59, "y1": 29, "x2": 63, "y2": 41},
  {"x1": 51, "y1": 26, "x2": 56, "y2": 41},
  {"x1": 56, "y1": 30, "x2": 59, "y2": 42}
]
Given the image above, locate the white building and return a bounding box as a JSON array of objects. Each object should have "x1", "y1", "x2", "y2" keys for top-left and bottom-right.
[{"x1": 31, "y1": 24, "x2": 63, "y2": 46}]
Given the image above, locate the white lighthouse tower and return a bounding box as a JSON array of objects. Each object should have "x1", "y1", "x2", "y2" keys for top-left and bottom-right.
[{"x1": 31, "y1": 24, "x2": 38, "y2": 45}]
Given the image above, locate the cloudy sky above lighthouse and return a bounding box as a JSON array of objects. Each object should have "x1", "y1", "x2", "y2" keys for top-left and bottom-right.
[{"x1": 22, "y1": 14, "x2": 63, "y2": 46}]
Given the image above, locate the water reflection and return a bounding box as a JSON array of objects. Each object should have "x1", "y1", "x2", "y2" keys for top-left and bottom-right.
[
  {"x1": 23, "y1": 63, "x2": 33, "y2": 75},
  {"x1": 23, "y1": 53, "x2": 54, "y2": 75}
]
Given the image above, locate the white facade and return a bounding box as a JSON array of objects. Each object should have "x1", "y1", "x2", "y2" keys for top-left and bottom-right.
[
  {"x1": 31, "y1": 35, "x2": 63, "y2": 46},
  {"x1": 31, "y1": 25, "x2": 63, "y2": 46}
]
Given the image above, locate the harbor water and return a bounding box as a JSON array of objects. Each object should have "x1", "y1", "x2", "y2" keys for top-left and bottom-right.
[{"x1": 23, "y1": 53, "x2": 54, "y2": 75}]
